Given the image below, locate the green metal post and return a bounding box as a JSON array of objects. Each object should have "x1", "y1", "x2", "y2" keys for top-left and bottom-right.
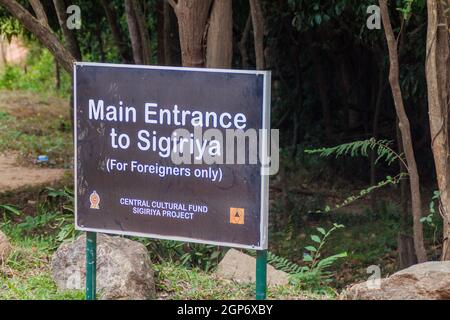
[
  {"x1": 86, "y1": 231, "x2": 97, "y2": 300},
  {"x1": 256, "y1": 250, "x2": 267, "y2": 300}
]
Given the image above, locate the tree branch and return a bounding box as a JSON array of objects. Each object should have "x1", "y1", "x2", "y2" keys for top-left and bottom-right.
[
  {"x1": 0, "y1": 0, "x2": 75, "y2": 73},
  {"x1": 166, "y1": 0, "x2": 177, "y2": 12},
  {"x1": 28, "y1": 0, "x2": 48, "y2": 26}
]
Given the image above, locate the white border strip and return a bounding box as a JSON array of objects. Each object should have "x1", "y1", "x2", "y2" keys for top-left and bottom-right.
[
  {"x1": 260, "y1": 72, "x2": 271, "y2": 250},
  {"x1": 76, "y1": 61, "x2": 267, "y2": 76},
  {"x1": 74, "y1": 62, "x2": 270, "y2": 250}
]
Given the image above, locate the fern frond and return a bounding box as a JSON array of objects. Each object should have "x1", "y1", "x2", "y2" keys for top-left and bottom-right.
[{"x1": 305, "y1": 138, "x2": 406, "y2": 167}]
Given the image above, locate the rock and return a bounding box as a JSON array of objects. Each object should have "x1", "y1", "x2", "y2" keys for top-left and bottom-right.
[
  {"x1": 0, "y1": 230, "x2": 12, "y2": 263},
  {"x1": 343, "y1": 261, "x2": 450, "y2": 300},
  {"x1": 51, "y1": 233, "x2": 155, "y2": 300},
  {"x1": 215, "y1": 249, "x2": 290, "y2": 286}
]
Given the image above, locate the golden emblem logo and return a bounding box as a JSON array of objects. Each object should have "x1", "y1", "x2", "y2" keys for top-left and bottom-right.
[{"x1": 89, "y1": 190, "x2": 100, "y2": 209}]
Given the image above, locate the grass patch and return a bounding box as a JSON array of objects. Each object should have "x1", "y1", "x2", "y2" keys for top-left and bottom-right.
[{"x1": 154, "y1": 262, "x2": 330, "y2": 300}]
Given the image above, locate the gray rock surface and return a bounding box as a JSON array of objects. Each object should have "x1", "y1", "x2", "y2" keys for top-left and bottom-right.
[
  {"x1": 0, "y1": 230, "x2": 11, "y2": 263},
  {"x1": 52, "y1": 233, "x2": 155, "y2": 300},
  {"x1": 216, "y1": 249, "x2": 290, "y2": 286},
  {"x1": 343, "y1": 261, "x2": 450, "y2": 300}
]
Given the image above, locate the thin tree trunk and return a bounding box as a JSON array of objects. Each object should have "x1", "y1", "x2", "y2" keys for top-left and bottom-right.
[
  {"x1": 132, "y1": 0, "x2": 152, "y2": 64},
  {"x1": 125, "y1": 0, "x2": 143, "y2": 64},
  {"x1": 95, "y1": 20, "x2": 105, "y2": 62},
  {"x1": 53, "y1": 0, "x2": 82, "y2": 60},
  {"x1": 379, "y1": 0, "x2": 427, "y2": 262},
  {"x1": 425, "y1": 0, "x2": 450, "y2": 260},
  {"x1": 249, "y1": 0, "x2": 264, "y2": 70},
  {"x1": 0, "y1": 0, "x2": 75, "y2": 73},
  {"x1": 100, "y1": 0, "x2": 131, "y2": 63},
  {"x1": 239, "y1": 14, "x2": 251, "y2": 69},
  {"x1": 55, "y1": 60, "x2": 60, "y2": 90},
  {"x1": 169, "y1": 0, "x2": 212, "y2": 67},
  {"x1": 206, "y1": 0, "x2": 232, "y2": 68},
  {"x1": 156, "y1": 0, "x2": 165, "y2": 65}
]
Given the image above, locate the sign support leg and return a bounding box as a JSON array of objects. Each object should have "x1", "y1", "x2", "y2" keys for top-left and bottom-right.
[
  {"x1": 86, "y1": 231, "x2": 97, "y2": 300},
  {"x1": 256, "y1": 249, "x2": 267, "y2": 300}
]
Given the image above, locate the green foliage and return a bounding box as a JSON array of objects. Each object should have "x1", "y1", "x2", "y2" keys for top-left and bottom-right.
[
  {"x1": 0, "y1": 203, "x2": 22, "y2": 219},
  {"x1": 290, "y1": 224, "x2": 347, "y2": 293},
  {"x1": 1, "y1": 187, "x2": 79, "y2": 247},
  {"x1": 263, "y1": 224, "x2": 347, "y2": 294},
  {"x1": 306, "y1": 138, "x2": 408, "y2": 212},
  {"x1": 0, "y1": 16, "x2": 22, "y2": 42},
  {"x1": 305, "y1": 138, "x2": 403, "y2": 166},
  {"x1": 146, "y1": 239, "x2": 224, "y2": 272},
  {"x1": 397, "y1": 0, "x2": 425, "y2": 21},
  {"x1": 0, "y1": 47, "x2": 71, "y2": 95},
  {"x1": 154, "y1": 261, "x2": 329, "y2": 300},
  {"x1": 421, "y1": 190, "x2": 440, "y2": 227},
  {"x1": 266, "y1": 252, "x2": 305, "y2": 274},
  {"x1": 322, "y1": 173, "x2": 408, "y2": 213}
]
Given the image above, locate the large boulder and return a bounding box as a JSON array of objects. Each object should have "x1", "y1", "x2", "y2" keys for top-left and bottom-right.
[
  {"x1": 215, "y1": 249, "x2": 290, "y2": 286},
  {"x1": 343, "y1": 261, "x2": 450, "y2": 300},
  {"x1": 0, "y1": 230, "x2": 11, "y2": 263},
  {"x1": 52, "y1": 233, "x2": 155, "y2": 300}
]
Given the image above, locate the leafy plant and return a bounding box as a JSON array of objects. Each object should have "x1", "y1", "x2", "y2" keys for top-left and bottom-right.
[
  {"x1": 261, "y1": 224, "x2": 347, "y2": 294},
  {"x1": 179, "y1": 243, "x2": 223, "y2": 272},
  {"x1": 421, "y1": 190, "x2": 441, "y2": 253},
  {"x1": 0, "y1": 204, "x2": 22, "y2": 220},
  {"x1": 290, "y1": 224, "x2": 347, "y2": 292},
  {"x1": 146, "y1": 240, "x2": 224, "y2": 272},
  {"x1": 305, "y1": 138, "x2": 408, "y2": 212},
  {"x1": 305, "y1": 138, "x2": 403, "y2": 166}
]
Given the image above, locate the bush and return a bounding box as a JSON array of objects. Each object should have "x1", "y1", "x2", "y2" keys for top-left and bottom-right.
[{"x1": 0, "y1": 46, "x2": 71, "y2": 95}]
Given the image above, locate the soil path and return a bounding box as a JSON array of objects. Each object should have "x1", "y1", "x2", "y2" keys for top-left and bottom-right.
[
  {"x1": 0, "y1": 154, "x2": 65, "y2": 192},
  {"x1": 0, "y1": 90, "x2": 69, "y2": 193}
]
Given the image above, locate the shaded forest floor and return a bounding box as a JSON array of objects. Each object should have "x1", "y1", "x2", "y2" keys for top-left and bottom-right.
[{"x1": 0, "y1": 89, "x2": 440, "y2": 298}]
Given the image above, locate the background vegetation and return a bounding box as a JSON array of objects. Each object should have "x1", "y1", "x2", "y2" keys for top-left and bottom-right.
[{"x1": 0, "y1": 0, "x2": 448, "y2": 299}]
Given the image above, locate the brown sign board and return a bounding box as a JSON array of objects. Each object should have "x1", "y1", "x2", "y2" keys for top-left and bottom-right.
[{"x1": 74, "y1": 62, "x2": 271, "y2": 249}]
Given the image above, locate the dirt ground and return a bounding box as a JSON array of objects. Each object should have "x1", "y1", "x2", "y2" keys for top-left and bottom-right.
[
  {"x1": 0, "y1": 90, "x2": 70, "y2": 192},
  {"x1": 0, "y1": 153, "x2": 65, "y2": 192}
]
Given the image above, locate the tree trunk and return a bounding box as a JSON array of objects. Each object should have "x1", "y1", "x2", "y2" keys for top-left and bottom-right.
[
  {"x1": 425, "y1": 0, "x2": 450, "y2": 260},
  {"x1": 95, "y1": 19, "x2": 105, "y2": 62},
  {"x1": 132, "y1": 0, "x2": 152, "y2": 64},
  {"x1": 53, "y1": 0, "x2": 82, "y2": 60},
  {"x1": 239, "y1": 13, "x2": 251, "y2": 69},
  {"x1": 379, "y1": 0, "x2": 427, "y2": 263},
  {"x1": 169, "y1": 0, "x2": 213, "y2": 67},
  {"x1": 156, "y1": 0, "x2": 165, "y2": 65},
  {"x1": 125, "y1": 0, "x2": 143, "y2": 64},
  {"x1": 249, "y1": 0, "x2": 264, "y2": 70},
  {"x1": 100, "y1": 0, "x2": 132, "y2": 63},
  {"x1": 206, "y1": 0, "x2": 232, "y2": 68},
  {"x1": 55, "y1": 60, "x2": 60, "y2": 90},
  {"x1": 0, "y1": 0, "x2": 75, "y2": 73},
  {"x1": 163, "y1": 1, "x2": 181, "y2": 66}
]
